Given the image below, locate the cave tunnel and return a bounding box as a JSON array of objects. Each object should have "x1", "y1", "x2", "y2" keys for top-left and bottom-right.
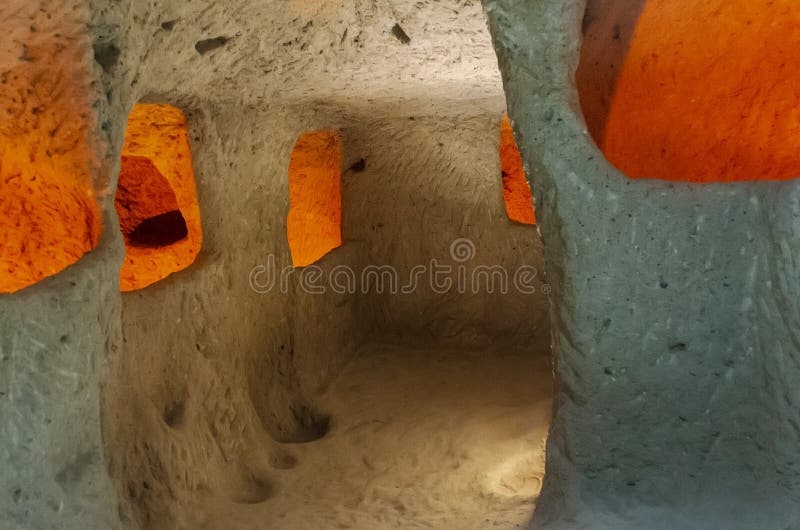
[
  {"x1": 98, "y1": 3, "x2": 552, "y2": 528},
  {"x1": 3, "y1": 1, "x2": 800, "y2": 530}
]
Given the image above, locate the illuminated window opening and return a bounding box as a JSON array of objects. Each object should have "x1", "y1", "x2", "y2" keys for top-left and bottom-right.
[
  {"x1": 500, "y1": 114, "x2": 536, "y2": 225},
  {"x1": 286, "y1": 130, "x2": 343, "y2": 267},
  {"x1": 115, "y1": 104, "x2": 202, "y2": 291},
  {"x1": 578, "y1": 0, "x2": 800, "y2": 182}
]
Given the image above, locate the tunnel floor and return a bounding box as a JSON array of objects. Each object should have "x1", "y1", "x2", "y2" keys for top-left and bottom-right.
[{"x1": 196, "y1": 343, "x2": 551, "y2": 530}]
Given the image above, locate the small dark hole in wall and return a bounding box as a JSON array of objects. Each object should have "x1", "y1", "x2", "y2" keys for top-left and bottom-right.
[
  {"x1": 93, "y1": 41, "x2": 120, "y2": 72},
  {"x1": 162, "y1": 399, "x2": 186, "y2": 428},
  {"x1": 289, "y1": 406, "x2": 330, "y2": 443},
  {"x1": 127, "y1": 210, "x2": 188, "y2": 248},
  {"x1": 195, "y1": 36, "x2": 230, "y2": 55},
  {"x1": 349, "y1": 158, "x2": 367, "y2": 172},
  {"x1": 391, "y1": 23, "x2": 411, "y2": 44}
]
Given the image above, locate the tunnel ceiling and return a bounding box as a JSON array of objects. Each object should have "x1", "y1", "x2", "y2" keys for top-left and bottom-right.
[{"x1": 117, "y1": 0, "x2": 505, "y2": 114}]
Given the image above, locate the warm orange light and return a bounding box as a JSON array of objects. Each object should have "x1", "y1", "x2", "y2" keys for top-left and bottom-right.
[
  {"x1": 0, "y1": 14, "x2": 101, "y2": 294},
  {"x1": 286, "y1": 130, "x2": 342, "y2": 267},
  {"x1": 115, "y1": 104, "x2": 202, "y2": 291},
  {"x1": 500, "y1": 114, "x2": 536, "y2": 225},
  {"x1": 582, "y1": 0, "x2": 800, "y2": 182}
]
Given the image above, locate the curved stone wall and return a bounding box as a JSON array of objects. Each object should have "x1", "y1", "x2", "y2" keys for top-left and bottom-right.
[
  {"x1": 1, "y1": 1, "x2": 551, "y2": 528},
  {"x1": 484, "y1": 0, "x2": 800, "y2": 527}
]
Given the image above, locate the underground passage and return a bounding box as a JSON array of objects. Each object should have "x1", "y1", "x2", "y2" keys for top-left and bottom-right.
[{"x1": 3, "y1": 1, "x2": 800, "y2": 530}]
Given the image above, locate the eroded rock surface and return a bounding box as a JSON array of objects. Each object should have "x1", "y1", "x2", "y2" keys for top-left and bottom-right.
[{"x1": 484, "y1": 0, "x2": 800, "y2": 527}]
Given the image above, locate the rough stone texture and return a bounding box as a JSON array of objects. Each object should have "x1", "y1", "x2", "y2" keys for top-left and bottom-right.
[
  {"x1": 2, "y1": 1, "x2": 550, "y2": 528},
  {"x1": 193, "y1": 343, "x2": 552, "y2": 530},
  {"x1": 484, "y1": 0, "x2": 800, "y2": 528},
  {"x1": 103, "y1": 102, "x2": 549, "y2": 530},
  {"x1": 0, "y1": 1, "x2": 122, "y2": 528},
  {"x1": 286, "y1": 130, "x2": 343, "y2": 267},
  {"x1": 338, "y1": 111, "x2": 547, "y2": 348},
  {"x1": 116, "y1": 104, "x2": 202, "y2": 291},
  {"x1": 580, "y1": 0, "x2": 800, "y2": 183},
  {"x1": 0, "y1": 0, "x2": 103, "y2": 293},
  {"x1": 501, "y1": 113, "x2": 536, "y2": 225}
]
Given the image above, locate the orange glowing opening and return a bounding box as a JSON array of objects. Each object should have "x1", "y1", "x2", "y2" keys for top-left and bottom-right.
[
  {"x1": 579, "y1": 0, "x2": 800, "y2": 182},
  {"x1": 0, "y1": 31, "x2": 101, "y2": 294},
  {"x1": 115, "y1": 104, "x2": 202, "y2": 291},
  {"x1": 286, "y1": 130, "x2": 342, "y2": 267},
  {"x1": 500, "y1": 114, "x2": 536, "y2": 225}
]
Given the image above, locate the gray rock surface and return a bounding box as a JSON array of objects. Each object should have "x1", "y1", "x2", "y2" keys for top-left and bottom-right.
[
  {"x1": 1, "y1": 2, "x2": 123, "y2": 528},
  {"x1": 484, "y1": 0, "x2": 800, "y2": 528}
]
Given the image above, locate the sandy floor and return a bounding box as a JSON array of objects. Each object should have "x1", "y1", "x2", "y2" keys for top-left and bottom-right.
[{"x1": 199, "y1": 343, "x2": 552, "y2": 530}]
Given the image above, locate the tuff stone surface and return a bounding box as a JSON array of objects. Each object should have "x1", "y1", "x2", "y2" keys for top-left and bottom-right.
[
  {"x1": 484, "y1": 0, "x2": 800, "y2": 527},
  {"x1": 2, "y1": 1, "x2": 550, "y2": 528},
  {"x1": 0, "y1": 1, "x2": 121, "y2": 528}
]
